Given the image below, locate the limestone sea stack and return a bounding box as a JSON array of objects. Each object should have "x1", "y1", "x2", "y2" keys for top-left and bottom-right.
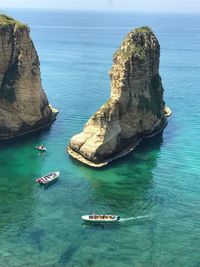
[
  {"x1": 0, "y1": 15, "x2": 57, "y2": 139},
  {"x1": 68, "y1": 26, "x2": 168, "y2": 167}
]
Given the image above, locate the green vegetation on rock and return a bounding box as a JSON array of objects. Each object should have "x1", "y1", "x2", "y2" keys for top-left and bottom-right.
[
  {"x1": 114, "y1": 26, "x2": 154, "y2": 62},
  {"x1": 0, "y1": 13, "x2": 27, "y2": 30}
]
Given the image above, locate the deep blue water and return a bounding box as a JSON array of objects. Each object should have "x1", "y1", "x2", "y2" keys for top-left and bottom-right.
[{"x1": 0, "y1": 9, "x2": 200, "y2": 266}]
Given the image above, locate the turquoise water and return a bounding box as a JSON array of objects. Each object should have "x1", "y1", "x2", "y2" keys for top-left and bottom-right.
[{"x1": 0, "y1": 9, "x2": 200, "y2": 266}]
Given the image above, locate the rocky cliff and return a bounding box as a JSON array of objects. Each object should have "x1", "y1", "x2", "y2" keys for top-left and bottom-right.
[
  {"x1": 68, "y1": 26, "x2": 167, "y2": 167},
  {"x1": 0, "y1": 14, "x2": 56, "y2": 139}
]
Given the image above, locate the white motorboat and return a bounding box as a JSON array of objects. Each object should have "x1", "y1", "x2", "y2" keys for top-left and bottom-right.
[
  {"x1": 36, "y1": 171, "x2": 60, "y2": 185},
  {"x1": 36, "y1": 145, "x2": 47, "y2": 152},
  {"x1": 81, "y1": 214, "x2": 120, "y2": 223}
]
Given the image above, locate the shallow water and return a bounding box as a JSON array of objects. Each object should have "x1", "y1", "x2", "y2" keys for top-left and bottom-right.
[{"x1": 0, "y1": 9, "x2": 200, "y2": 267}]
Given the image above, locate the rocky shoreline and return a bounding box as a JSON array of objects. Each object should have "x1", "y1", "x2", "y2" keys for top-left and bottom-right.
[
  {"x1": 0, "y1": 106, "x2": 58, "y2": 140},
  {"x1": 68, "y1": 26, "x2": 170, "y2": 167},
  {"x1": 0, "y1": 15, "x2": 171, "y2": 166},
  {"x1": 68, "y1": 118, "x2": 167, "y2": 168}
]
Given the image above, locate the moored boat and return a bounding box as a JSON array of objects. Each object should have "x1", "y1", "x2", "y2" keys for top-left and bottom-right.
[
  {"x1": 36, "y1": 171, "x2": 60, "y2": 185},
  {"x1": 164, "y1": 106, "x2": 172, "y2": 117},
  {"x1": 81, "y1": 214, "x2": 120, "y2": 223},
  {"x1": 36, "y1": 145, "x2": 47, "y2": 152}
]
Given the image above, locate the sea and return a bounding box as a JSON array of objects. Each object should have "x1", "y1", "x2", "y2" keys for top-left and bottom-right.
[{"x1": 0, "y1": 9, "x2": 200, "y2": 267}]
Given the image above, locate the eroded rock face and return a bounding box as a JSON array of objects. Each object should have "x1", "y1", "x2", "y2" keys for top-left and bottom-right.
[
  {"x1": 0, "y1": 15, "x2": 56, "y2": 139},
  {"x1": 68, "y1": 26, "x2": 167, "y2": 167}
]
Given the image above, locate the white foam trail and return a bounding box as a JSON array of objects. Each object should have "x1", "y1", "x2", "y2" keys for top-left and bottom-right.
[{"x1": 119, "y1": 214, "x2": 152, "y2": 222}]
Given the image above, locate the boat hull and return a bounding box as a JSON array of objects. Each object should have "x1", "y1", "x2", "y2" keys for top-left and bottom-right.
[
  {"x1": 36, "y1": 146, "x2": 47, "y2": 152},
  {"x1": 36, "y1": 171, "x2": 60, "y2": 185},
  {"x1": 81, "y1": 215, "x2": 120, "y2": 223}
]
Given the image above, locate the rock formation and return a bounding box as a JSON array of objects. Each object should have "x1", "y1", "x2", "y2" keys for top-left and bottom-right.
[
  {"x1": 68, "y1": 26, "x2": 168, "y2": 167},
  {"x1": 0, "y1": 14, "x2": 57, "y2": 139}
]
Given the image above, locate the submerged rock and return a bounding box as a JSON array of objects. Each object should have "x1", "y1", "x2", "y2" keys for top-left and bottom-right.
[
  {"x1": 0, "y1": 15, "x2": 57, "y2": 139},
  {"x1": 68, "y1": 26, "x2": 168, "y2": 167}
]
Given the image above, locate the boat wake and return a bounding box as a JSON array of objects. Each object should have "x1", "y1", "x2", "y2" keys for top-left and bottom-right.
[{"x1": 119, "y1": 214, "x2": 152, "y2": 222}]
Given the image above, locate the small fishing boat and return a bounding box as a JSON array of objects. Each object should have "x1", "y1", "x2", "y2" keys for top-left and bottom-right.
[
  {"x1": 35, "y1": 145, "x2": 47, "y2": 152},
  {"x1": 36, "y1": 171, "x2": 60, "y2": 185},
  {"x1": 81, "y1": 214, "x2": 120, "y2": 223}
]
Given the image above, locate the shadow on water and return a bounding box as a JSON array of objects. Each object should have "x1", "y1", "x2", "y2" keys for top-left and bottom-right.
[
  {"x1": 0, "y1": 125, "x2": 54, "y2": 149},
  {"x1": 82, "y1": 221, "x2": 121, "y2": 231},
  {"x1": 58, "y1": 242, "x2": 81, "y2": 267},
  {"x1": 58, "y1": 221, "x2": 134, "y2": 266},
  {"x1": 74, "y1": 133, "x2": 164, "y2": 214},
  {"x1": 58, "y1": 229, "x2": 86, "y2": 266},
  {"x1": 30, "y1": 228, "x2": 45, "y2": 250}
]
